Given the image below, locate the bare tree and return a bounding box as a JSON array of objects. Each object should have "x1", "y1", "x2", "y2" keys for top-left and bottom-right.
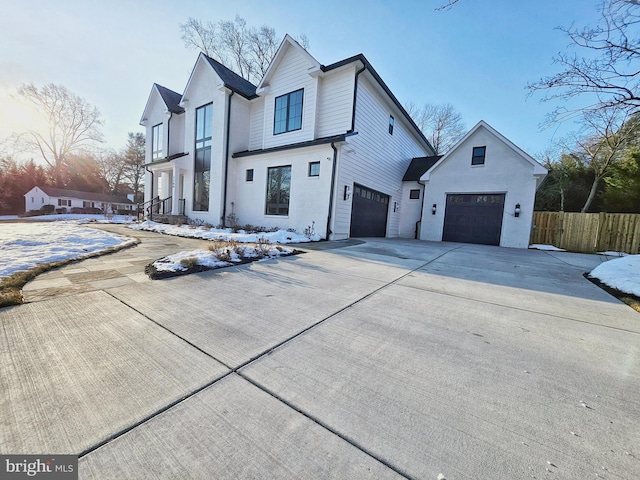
[
  {"x1": 436, "y1": 0, "x2": 461, "y2": 10},
  {"x1": 14, "y1": 83, "x2": 103, "y2": 187},
  {"x1": 528, "y1": 0, "x2": 640, "y2": 123},
  {"x1": 406, "y1": 102, "x2": 466, "y2": 154},
  {"x1": 568, "y1": 107, "x2": 637, "y2": 212},
  {"x1": 180, "y1": 15, "x2": 310, "y2": 84}
]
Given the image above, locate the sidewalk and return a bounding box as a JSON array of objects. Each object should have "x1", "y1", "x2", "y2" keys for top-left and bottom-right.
[{"x1": 22, "y1": 224, "x2": 210, "y2": 302}]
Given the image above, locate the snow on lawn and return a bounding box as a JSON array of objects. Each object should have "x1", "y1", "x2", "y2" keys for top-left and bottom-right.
[
  {"x1": 130, "y1": 221, "x2": 320, "y2": 243},
  {"x1": 152, "y1": 244, "x2": 293, "y2": 273},
  {"x1": 589, "y1": 255, "x2": 640, "y2": 297},
  {"x1": 4, "y1": 214, "x2": 137, "y2": 223},
  {"x1": 0, "y1": 222, "x2": 136, "y2": 278}
]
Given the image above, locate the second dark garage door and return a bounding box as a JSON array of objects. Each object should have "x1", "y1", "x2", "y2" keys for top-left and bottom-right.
[
  {"x1": 350, "y1": 184, "x2": 389, "y2": 237},
  {"x1": 442, "y1": 193, "x2": 505, "y2": 246}
]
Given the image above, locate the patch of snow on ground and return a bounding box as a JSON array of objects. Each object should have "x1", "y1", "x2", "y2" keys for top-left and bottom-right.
[
  {"x1": 0, "y1": 222, "x2": 136, "y2": 278},
  {"x1": 590, "y1": 255, "x2": 640, "y2": 297},
  {"x1": 597, "y1": 251, "x2": 629, "y2": 257},
  {"x1": 529, "y1": 244, "x2": 566, "y2": 252},
  {"x1": 3, "y1": 214, "x2": 137, "y2": 223},
  {"x1": 152, "y1": 244, "x2": 293, "y2": 272},
  {"x1": 130, "y1": 221, "x2": 320, "y2": 243}
]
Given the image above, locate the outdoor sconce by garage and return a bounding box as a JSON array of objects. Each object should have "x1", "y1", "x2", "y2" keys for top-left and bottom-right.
[
  {"x1": 515, "y1": 203, "x2": 521, "y2": 217},
  {"x1": 344, "y1": 185, "x2": 351, "y2": 201},
  {"x1": 432, "y1": 204, "x2": 437, "y2": 215}
]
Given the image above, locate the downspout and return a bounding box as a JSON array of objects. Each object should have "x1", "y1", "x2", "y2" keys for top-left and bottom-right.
[
  {"x1": 222, "y1": 90, "x2": 234, "y2": 227},
  {"x1": 326, "y1": 142, "x2": 339, "y2": 239},
  {"x1": 416, "y1": 179, "x2": 425, "y2": 240},
  {"x1": 144, "y1": 164, "x2": 155, "y2": 221},
  {"x1": 326, "y1": 63, "x2": 366, "y2": 238},
  {"x1": 347, "y1": 63, "x2": 367, "y2": 134}
]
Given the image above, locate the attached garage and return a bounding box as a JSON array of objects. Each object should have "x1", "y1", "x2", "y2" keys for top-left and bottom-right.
[
  {"x1": 350, "y1": 184, "x2": 389, "y2": 237},
  {"x1": 442, "y1": 194, "x2": 505, "y2": 245}
]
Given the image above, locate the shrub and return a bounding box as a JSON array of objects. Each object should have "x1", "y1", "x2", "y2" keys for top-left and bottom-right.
[
  {"x1": 179, "y1": 257, "x2": 199, "y2": 269},
  {"x1": 255, "y1": 236, "x2": 272, "y2": 257},
  {"x1": 40, "y1": 204, "x2": 55, "y2": 214}
]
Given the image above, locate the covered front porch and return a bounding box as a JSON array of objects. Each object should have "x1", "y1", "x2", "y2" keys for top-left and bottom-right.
[{"x1": 141, "y1": 162, "x2": 188, "y2": 223}]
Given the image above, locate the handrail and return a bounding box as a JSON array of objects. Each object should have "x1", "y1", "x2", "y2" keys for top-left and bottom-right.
[{"x1": 139, "y1": 196, "x2": 172, "y2": 221}]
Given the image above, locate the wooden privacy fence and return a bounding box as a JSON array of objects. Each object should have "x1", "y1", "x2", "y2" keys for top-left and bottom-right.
[{"x1": 531, "y1": 212, "x2": 640, "y2": 254}]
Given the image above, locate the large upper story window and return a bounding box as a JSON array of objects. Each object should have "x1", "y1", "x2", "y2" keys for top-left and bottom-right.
[
  {"x1": 193, "y1": 103, "x2": 213, "y2": 211},
  {"x1": 274, "y1": 89, "x2": 303, "y2": 135},
  {"x1": 152, "y1": 123, "x2": 163, "y2": 160},
  {"x1": 266, "y1": 165, "x2": 291, "y2": 215}
]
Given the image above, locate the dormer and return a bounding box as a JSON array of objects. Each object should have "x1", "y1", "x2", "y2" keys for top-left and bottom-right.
[{"x1": 140, "y1": 84, "x2": 184, "y2": 163}]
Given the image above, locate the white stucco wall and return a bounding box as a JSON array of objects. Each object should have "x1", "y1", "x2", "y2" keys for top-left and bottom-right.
[
  {"x1": 419, "y1": 125, "x2": 542, "y2": 249},
  {"x1": 232, "y1": 145, "x2": 334, "y2": 237},
  {"x1": 399, "y1": 182, "x2": 424, "y2": 238}
]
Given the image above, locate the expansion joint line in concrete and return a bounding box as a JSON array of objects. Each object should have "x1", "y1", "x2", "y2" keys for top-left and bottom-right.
[{"x1": 78, "y1": 246, "x2": 463, "y2": 473}]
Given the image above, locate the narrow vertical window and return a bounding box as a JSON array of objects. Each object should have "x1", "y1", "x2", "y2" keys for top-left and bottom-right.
[
  {"x1": 389, "y1": 115, "x2": 394, "y2": 135},
  {"x1": 193, "y1": 103, "x2": 212, "y2": 211},
  {"x1": 246, "y1": 169, "x2": 254, "y2": 182},
  {"x1": 265, "y1": 165, "x2": 291, "y2": 215},
  {"x1": 472, "y1": 146, "x2": 486, "y2": 165},
  {"x1": 152, "y1": 123, "x2": 163, "y2": 160},
  {"x1": 274, "y1": 89, "x2": 304, "y2": 134}
]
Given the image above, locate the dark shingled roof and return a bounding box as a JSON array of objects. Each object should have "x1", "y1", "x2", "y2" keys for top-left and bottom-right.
[
  {"x1": 37, "y1": 186, "x2": 134, "y2": 205},
  {"x1": 203, "y1": 55, "x2": 258, "y2": 99},
  {"x1": 403, "y1": 156, "x2": 442, "y2": 181},
  {"x1": 154, "y1": 84, "x2": 184, "y2": 114}
]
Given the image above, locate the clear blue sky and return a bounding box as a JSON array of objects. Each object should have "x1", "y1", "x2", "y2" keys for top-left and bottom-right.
[{"x1": 0, "y1": 0, "x2": 601, "y2": 159}]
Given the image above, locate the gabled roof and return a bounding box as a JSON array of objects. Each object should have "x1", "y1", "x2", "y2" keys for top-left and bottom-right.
[
  {"x1": 420, "y1": 120, "x2": 548, "y2": 182},
  {"x1": 403, "y1": 156, "x2": 442, "y2": 181},
  {"x1": 31, "y1": 186, "x2": 134, "y2": 205},
  {"x1": 154, "y1": 84, "x2": 184, "y2": 114},
  {"x1": 140, "y1": 84, "x2": 183, "y2": 125},
  {"x1": 202, "y1": 55, "x2": 258, "y2": 99},
  {"x1": 257, "y1": 34, "x2": 321, "y2": 91}
]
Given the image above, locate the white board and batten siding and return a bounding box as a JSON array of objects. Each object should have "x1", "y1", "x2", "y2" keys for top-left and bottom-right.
[
  {"x1": 333, "y1": 76, "x2": 431, "y2": 239},
  {"x1": 261, "y1": 44, "x2": 319, "y2": 149}
]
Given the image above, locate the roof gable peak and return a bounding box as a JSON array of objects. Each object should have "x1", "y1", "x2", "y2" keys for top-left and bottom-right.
[{"x1": 256, "y1": 34, "x2": 321, "y2": 92}]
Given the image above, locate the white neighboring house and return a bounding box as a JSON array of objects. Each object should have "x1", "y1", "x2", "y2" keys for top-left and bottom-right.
[
  {"x1": 24, "y1": 186, "x2": 136, "y2": 214},
  {"x1": 416, "y1": 121, "x2": 548, "y2": 248},
  {"x1": 140, "y1": 35, "x2": 435, "y2": 239}
]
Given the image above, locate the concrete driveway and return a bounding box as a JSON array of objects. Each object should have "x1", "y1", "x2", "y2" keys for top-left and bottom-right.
[{"x1": 1, "y1": 233, "x2": 639, "y2": 479}]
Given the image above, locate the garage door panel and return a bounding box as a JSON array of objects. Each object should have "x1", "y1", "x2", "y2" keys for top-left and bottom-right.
[
  {"x1": 350, "y1": 184, "x2": 389, "y2": 237},
  {"x1": 443, "y1": 194, "x2": 505, "y2": 246}
]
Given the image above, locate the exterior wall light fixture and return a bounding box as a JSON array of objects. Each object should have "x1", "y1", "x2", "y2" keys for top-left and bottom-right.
[
  {"x1": 515, "y1": 203, "x2": 521, "y2": 217},
  {"x1": 432, "y1": 204, "x2": 437, "y2": 215}
]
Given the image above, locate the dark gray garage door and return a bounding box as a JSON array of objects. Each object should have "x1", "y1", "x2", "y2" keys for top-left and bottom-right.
[
  {"x1": 350, "y1": 184, "x2": 389, "y2": 237},
  {"x1": 442, "y1": 194, "x2": 505, "y2": 245}
]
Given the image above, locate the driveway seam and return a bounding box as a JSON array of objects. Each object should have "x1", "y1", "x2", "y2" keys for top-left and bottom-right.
[{"x1": 78, "y1": 245, "x2": 463, "y2": 475}]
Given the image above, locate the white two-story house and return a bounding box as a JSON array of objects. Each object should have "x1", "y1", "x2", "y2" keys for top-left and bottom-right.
[
  {"x1": 140, "y1": 35, "x2": 435, "y2": 240},
  {"x1": 141, "y1": 35, "x2": 546, "y2": 247}
]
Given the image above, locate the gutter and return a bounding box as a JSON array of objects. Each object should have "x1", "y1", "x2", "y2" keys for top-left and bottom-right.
[
  {"x1": 326, "y1": 142, "x2": 339, "y2": 239},
  {"x1": 222, "y1": 91, "x2": 234, "y2": 226}
]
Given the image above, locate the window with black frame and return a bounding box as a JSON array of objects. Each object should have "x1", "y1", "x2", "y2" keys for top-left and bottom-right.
[
  {"x1": 193, "y1": 103, "x2": 212, "y2": 211},
  {"x1": 265, "y1": 165, "x2": 291, "y2": 215},
  {"x1": 274, "y1": 89, "x2": 303, "y2": 134}
]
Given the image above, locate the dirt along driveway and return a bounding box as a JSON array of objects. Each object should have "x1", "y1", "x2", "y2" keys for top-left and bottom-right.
[{"x1": 1, "y1": 232, "x2": 639, "y2": 479}]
